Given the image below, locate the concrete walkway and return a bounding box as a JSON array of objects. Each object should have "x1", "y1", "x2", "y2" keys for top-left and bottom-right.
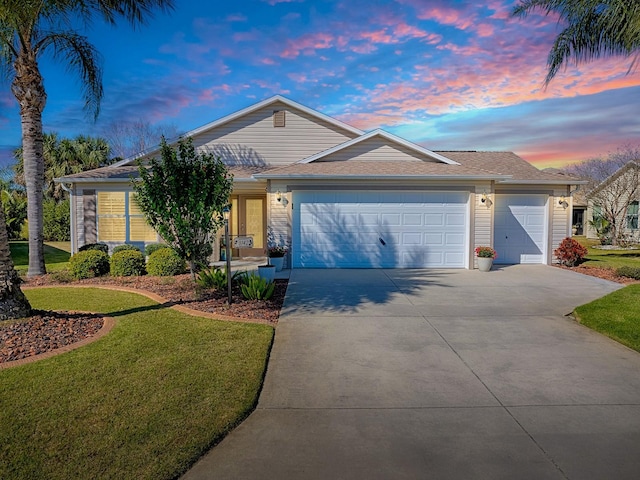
[{"x1": 183, "y1": 265, "x2": 640, "y2": 480}]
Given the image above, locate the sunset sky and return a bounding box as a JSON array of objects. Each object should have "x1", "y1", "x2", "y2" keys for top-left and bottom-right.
[{"x1": 1, "y1": 0, "x2": 639, "y2": 171}]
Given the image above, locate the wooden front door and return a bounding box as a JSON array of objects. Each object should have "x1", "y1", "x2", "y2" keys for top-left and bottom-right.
[{"x1": 231, "y1": 195, "x2": 266, "y2": 257}]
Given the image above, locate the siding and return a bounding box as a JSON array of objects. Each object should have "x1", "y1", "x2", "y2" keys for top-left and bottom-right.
[
  {"x1": 473, "y1": 184, "x2": 493, "y2": 268},
  {"x1": 268, "y1": 181, "x2": 292, "y2": 268},
  {"x1": 316, "y1": 137, "x2": 432, "y2": 162},
  {"x1": 188, "y1": 102, "x2": 358, "y2": 166},
  {"x1": 551, "y1": 188, "x2": 571, "y2": 263}
]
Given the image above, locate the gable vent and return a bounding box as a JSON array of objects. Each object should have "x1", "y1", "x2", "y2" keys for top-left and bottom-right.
[{"x1": 273, "y1": 110, "x2": 286, "y2": 127}]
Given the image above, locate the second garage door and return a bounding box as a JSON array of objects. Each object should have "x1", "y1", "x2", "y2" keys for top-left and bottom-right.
[
  {"x1": 494, "y1": 194, "x2": 548, "y2": 264},
  {"x1": 293, "y1": 191, "x2": 468, "y2": 268}
]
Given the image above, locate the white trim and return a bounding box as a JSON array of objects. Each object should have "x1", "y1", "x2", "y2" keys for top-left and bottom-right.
[
  {"x1": 296, "y1": 129, "x2": 460, "y2": 165},
  {"x1": 111, "y1": 95, "x2": 365, "y2": 167},
  {"x1": 255, "y1": 173, "x2": 511, "y2": 181}
]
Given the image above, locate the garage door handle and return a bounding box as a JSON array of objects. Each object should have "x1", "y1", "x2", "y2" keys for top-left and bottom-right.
[{"x1": 379, "y1": 237, "x2": 386, "y2": 246}]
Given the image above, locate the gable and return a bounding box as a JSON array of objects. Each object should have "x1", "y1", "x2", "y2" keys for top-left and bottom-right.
[{"x1": 315, "y1": 136, "x2": 436, "y2": 163}]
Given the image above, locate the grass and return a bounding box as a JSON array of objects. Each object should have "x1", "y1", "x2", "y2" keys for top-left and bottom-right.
[
  {"x1": 573, "y1": 235, "x2": 640, "y2": 270},
  {"x1": 9, "y1": 241, "x2": 71, "y2": 274},
  {"x1": 0, "y1": 288, "x2": 274, "y2": 480},
  {"x1": 574, "y1": 284, "x2": 640, "y2": 353}
]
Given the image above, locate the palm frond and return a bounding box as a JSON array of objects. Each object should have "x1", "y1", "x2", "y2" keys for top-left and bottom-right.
[{"x1": 38, "y1": 31, "x2": 103, "y2": 119}]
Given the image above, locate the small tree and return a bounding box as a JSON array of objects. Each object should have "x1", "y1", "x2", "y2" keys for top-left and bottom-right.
[{"x1": 133, "y1": 137, "x2": 233, "y2": 279}]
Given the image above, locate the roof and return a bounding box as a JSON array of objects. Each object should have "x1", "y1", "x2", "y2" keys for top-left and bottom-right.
[
  {"x1": 254, "y1": 161, "x2": 510, "y2": 181},
  {"x1": 298, "y1": 129, "x2": 460, "y2": 165},
  {"x1": 589, "y1": 160, "x2": 640, "y2": 196},
  {"x1": 437, "y1": 151, "x2": 586, "y2": 184},
  {"x1": 55, "y1": 164, "x2": 267, "y2": 183},
  {"x1": 111, "y1": 95, "x2": 365, "y2": 167}
]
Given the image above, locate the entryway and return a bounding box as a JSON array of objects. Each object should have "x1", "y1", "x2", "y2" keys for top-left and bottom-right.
[{"x1": 229, "y1": 195, "x2": 266, "y2": 257}]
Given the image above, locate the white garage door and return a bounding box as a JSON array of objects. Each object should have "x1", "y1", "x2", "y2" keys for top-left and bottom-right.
[
  {"x1": 293, "y1": 191, "x2": 468, "y2": 268},
  {"x1": 494, "y1": 194, "x2": 548, "y2": 264}
]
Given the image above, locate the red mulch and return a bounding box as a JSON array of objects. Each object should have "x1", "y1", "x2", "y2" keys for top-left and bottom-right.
[
  {"x1": 1, "y1": 274, "x2": 287, "y2": 365},
  {"x1": 556, "y1": 264, "x2": 640, "y2": 284}
]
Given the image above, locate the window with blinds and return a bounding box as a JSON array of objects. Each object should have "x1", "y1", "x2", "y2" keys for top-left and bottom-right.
[{"x1": 96, "y1": 191, "x2": 158, "y2": 242}]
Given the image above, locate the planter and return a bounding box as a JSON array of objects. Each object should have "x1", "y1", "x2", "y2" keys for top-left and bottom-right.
[
  {"x1": 269, "y1": 256, "x2": 284, "y2": 272},
  {"x1": 257, "y1": 264, "x2": 275, "y2": 282},
  {"x1": 477, "y1": 257, "x2": 493, "y2": 272}
]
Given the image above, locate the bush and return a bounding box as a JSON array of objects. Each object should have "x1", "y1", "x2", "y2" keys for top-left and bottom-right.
[
  {"x1": 43, "y1": 198, "x2": 70, "y2": 241},
  {"x1": 616, "y1": 266, "x2": 640, "y2": 280},
  {"x1": 147, "y1": 247, "x2": 185, "y2": 276},
  {"x1": 69, "y1": 250, "x2": 110, "y2": 279},
  {"x1": 145, "y1": 243, "x2": 167, "y2": 256},
  {"x1": 241, "y1": 274, "x2": 275, "y2": 300},
  {"x1": 554, "y1": 237, "x2": 589, "y2": 267},
  {"x1": 112, "y1": 244, "x2": 142, "y2": 254},
  {"x1": 79, "y1": 243, "x2": 109, "y2": 254},
  {"x1": 111, "y1": 250, "x2": 146, "y2": 277}
]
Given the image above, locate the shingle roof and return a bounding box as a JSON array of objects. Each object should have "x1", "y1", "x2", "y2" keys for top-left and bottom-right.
[
  {"x1": 55, "y1": 164, "x2": 270, "y2": 182},
  {"x1": 254, "y1": 160, "x2": 508, "y2": 180}
]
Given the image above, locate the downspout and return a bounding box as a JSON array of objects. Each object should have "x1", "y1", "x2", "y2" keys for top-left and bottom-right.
[{"x1": 60, "y1": 182, "x2": 76, "y2": 254}]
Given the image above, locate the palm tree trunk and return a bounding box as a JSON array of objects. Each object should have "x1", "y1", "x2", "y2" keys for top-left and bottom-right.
[
  {"x1": 12, "y1": 51, "x2": 47, "y2": 277},
  {"x1": 0, "y1": 205, "x2": 32, "y2": 320}
]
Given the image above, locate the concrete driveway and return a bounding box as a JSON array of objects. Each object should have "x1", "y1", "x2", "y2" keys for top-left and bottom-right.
[{"x1": 183, "y1": 265, "x2": 640, "y2": 480}]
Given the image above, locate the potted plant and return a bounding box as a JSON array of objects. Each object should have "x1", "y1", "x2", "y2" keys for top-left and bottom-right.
[
  {"x1": 475, "y1": 246, "x2": 497, "y2": 272},
  {"x1": 267, "y1": 245, "x2": 288, "y2": 272}
]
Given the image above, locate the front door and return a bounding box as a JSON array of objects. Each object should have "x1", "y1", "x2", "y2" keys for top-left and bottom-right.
[{"x1": 231, "y1": 195, "x2": 266, "y2": 257}]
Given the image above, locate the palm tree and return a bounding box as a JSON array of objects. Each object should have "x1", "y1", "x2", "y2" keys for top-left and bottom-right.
[
  {"x1": 14, "y1": 133, "x2": 111, "y2": 200},
  {"x1": 0, "y1": 204, "x2": 31, "y2": 320},
  {"x1": 513, "y1": 0, "x2": 640, "y2": 85},
  {"x1": 0, "y1": 0, "x2": 173, "y2": 277}
]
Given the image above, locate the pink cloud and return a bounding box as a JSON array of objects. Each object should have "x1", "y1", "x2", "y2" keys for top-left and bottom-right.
[
  {"x1": 280, "y1": 32, "x2": 335, "y2": 58},
  {"x1": 225, "y1": 13, "x2": 247, "y2": 22}
]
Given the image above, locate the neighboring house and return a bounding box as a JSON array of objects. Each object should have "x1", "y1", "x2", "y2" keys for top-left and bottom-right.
[
  {"x1": 585, "y1": 160, "x2": 640, "y2": 242},
  {"x1": 56, "y1": 95, "x2": 582, "y2": 269}
]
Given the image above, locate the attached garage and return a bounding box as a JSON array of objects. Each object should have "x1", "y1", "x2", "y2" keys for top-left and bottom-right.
[
  {"x1": 494, "y1": 194, "x2": 548, "y2": 264},
  {"x1": 292, "y1": 190, "x2": 469, "y2": 268}
]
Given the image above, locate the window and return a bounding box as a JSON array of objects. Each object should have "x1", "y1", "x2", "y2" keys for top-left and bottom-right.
[
  {"x1": 97, "y1": 191, "x2": 157, "y2": 242},
  {"x1": 627, "y1": 201, "x2": 639, "y2": 230}
]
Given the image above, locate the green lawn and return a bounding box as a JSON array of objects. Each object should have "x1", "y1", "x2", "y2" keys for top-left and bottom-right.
[
  {"x1": 573, "y1": 236, "x2": 640, "y2": 269},
  {"x1": 9, "y1": 241, "x2": 71, "y2": 274},
  {"x1": 0, "y1": 288, "x2": 273, "y2": 480},
  {"x1": 574, "y1": 284, "x2": 640, "y2": 353}
]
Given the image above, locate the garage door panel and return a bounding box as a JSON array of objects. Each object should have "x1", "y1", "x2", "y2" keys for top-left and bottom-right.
[
  {"x1": 494, "y1": 194, "x2": 547, "y2": 264},
  {"x1": 294, "y1": 191, "x2": 468, "y2": 268}
]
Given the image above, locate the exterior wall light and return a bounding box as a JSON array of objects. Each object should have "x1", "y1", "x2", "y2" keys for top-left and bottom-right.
[
  {"x1": 276, "y1": 190, "x2": 282, "y2": 202},
  {"x1": 559, "y1": 196, "x2": 569, "y2": 209}
]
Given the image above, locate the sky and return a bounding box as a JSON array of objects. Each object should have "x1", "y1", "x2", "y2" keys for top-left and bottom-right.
[{"x1": 1, "y1": 0, "x2": 639, "y2": 172}]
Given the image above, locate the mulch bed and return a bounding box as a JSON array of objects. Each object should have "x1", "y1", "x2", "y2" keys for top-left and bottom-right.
[
  {"x1": 1, "y1": 274, "x2": 287, "y2": 365},
  {"x1": 0, "y1": 310, "x2": 103, "y2": 363},
  {"x1": 557, "y1": 264, "x2": 640, "y2": 284}
]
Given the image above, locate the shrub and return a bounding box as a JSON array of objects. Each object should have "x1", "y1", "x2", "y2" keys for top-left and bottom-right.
[
  {"x1": 43, "y1": 198, "x2": 70, "y2": 241},
  {"x1": 147, "y1": 247, "x2": 185, "y2": 276},
  {"x1": 69, "y1": 250, "x2": 110, "y2": 279},
  {"x1": 112, "y1": 244, "x2": 142, "y2": 254},
  {"x1": 111, "y1": 250, "x2": 146, "y2": 277},
  {"x1": 554, "y1": 237, "x2": 588, "y2": 267},
  {"x1": 241, "y1": 274, "x2": 275, "y2": 300},
  {"x1": 616, "y1": 266, "x2": 640, "y2": 280},
  {"x1": 145, "y1": 243, "x2": 167, "y2": 257},
  {"x1": 79, "y1": 243, "x2": 109, "y2": 254},
  {"x1": 197, "y1": 267, "x2": 227, "y2": 290}
]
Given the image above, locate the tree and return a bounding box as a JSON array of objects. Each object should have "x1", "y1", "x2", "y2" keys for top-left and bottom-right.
[
  {"x1": 133, "y1": 137, "x2": 233, "y2": 279},
  {"x1": 0, "y1": 204, "x2": 31, "y2": 320},
  {"x1": 103, "y1": 119, "x2": 179, "y2": 160},
  {"x1": 14, "y1": 133, "x2": 112, "y2": 201},
  {"x1": 0, "y1": 0, "x2": 174, "y2": 278},
  {"x1": 1, "y1": 188, "x2": 27, "y2": 239},
  {"x1": 565, "y1": 146, "x2": 640, "y2": 245},
  {"x1": 512, "y1": 0, "x2": 640, "y2": 85}
]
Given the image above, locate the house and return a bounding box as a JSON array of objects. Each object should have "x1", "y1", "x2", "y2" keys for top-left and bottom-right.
[
  {"x1": 56, "y1": 95, "x2": 581, "y2": 269},
  {"x1": 584, "y1": 160, "x2": 640, "y2": 243}
]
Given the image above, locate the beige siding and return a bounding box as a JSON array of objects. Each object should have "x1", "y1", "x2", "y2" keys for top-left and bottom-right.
[
  {"x1": 551, "y1": 188, "x2": 571, "y2": 263},
  {"x1": 472, "y1": 184, "x2": 493, "y2": 268},
  {"x1": 317, "y1": 138, "x2": 431, "y2": 162},
  {"x1": 187, "y1": 102, "x2": 358, "y2": 166},
  {"x1": 268, "y1": 182, "x2": 292, "y2": 268}
]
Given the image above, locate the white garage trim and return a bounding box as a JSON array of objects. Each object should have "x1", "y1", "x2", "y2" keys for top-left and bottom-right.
[
  {"x1": 292, "y1": 190, "x2": 469, "y2": 268},
  {"x1": 494, "y1": 194, "x2": 548, "y2": 264}
]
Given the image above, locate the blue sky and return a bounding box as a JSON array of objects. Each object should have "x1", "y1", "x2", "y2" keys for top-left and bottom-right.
[{"x1": 1, "y1": 0, "x2": 639, "y2": 171}]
